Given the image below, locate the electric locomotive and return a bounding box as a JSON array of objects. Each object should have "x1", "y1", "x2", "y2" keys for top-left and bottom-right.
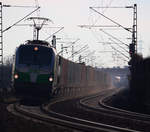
[
  {"x1": 12, "y1": 17, "x2": 111, "y2": 100},
  {"x1": 12, "y1": 40, "x2": 57, "y2": 99}
]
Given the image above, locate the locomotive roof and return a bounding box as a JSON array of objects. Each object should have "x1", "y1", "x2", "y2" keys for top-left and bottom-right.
[
  {"x1": 17, "y1": 40, "x2": 57, "y2": 55},
  {"x1": 25, "y1": 40, "x2": 50, "y2": 46}
]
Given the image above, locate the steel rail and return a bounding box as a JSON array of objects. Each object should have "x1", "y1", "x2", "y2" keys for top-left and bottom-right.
[
  {"x1": 41, "y1": 95, "x2": 139, "y2": 132},
  {"x1": 99, "y1": 91, "x2": 150, "y2": 122},
  {"x1": 13, "y1": 95, "x2": 137, "y2": 132},
  {"x1": 80, "y1": 89, "x2": 150, "y2": 130},
  {"x1": 13, "y1": 87, "x2": 150, "y2": 132}
]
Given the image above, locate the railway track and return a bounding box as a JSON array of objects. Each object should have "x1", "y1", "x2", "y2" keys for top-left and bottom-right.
[
  {"x1": 13, "y1": 102, "x2": 134, "y2": 132},
  {"x1": 100, "y1": 91, "x2": 150, "y2": 122},
  {"x1": 7, "y1": 88, "x2": 150, "y2": 132},
  {"x1": 80, "y1": 89, "x2": 150, "y2": 132}
]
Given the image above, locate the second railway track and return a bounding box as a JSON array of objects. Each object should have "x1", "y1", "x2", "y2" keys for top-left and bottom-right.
[
  {"x1": 7, "y1": 88, "x2": 150, "y2": 132},
  {"x1": 80, "y1": 89, "x2": 150, "y2": 132}
]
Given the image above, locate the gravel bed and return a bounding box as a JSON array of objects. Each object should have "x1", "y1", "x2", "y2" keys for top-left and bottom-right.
[
  {"x1": 50, "y1": 96, "x2": 150, "y2": 132},
  {"x1": 0, "y1": 101, "x2": 76, "y2": 132}
]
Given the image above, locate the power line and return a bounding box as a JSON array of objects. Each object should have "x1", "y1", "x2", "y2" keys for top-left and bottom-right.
[
  {"x1": 57, "y1": 38, "x2": 80, "y2": 56},
  {"x1": 109, "y1": 38, "x2": 129, "y2": 59},
  {"x1": 75, "y1": 51, "x2": 95, "y2": 63},
  {"x1": 110, "y1": 44, "x2": 129, "y2": 59},
  {"x1": 78, "y1": 25, "x2": 119, "y2": 28},
  {"x1": 99, "y1": 29, "x2": 129, "y2": 49},
  {"x1": 98, "y1": 41, "x2": 127, "y2": 45},
  {"x1": 2, "y1": 6, "x2": 40, "y2": 33},
  {"x1": 68, "y1": 45, "x2": 89, "y2": 60},
  {"x1": 90, "y1": 7, "x2": 132, "y2": 33},
  {"x1": 3, "y1": 5, "x2": 37, "y2": 8},
  {"x1": 90, "y1": 6, "x2": 133, "y2": 8},
  {"x1": 45, "y1": 27, "x2": 64, "y2": 40}
]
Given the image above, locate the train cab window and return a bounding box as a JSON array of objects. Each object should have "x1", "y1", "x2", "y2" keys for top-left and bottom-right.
[{"x1": 18, "y1": 45, "x2": 55, "y2": 67}]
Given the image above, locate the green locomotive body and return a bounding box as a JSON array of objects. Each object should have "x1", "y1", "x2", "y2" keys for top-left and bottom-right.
[{"x1": 12, "y1": 40, "x2": 58, "y2": 99}]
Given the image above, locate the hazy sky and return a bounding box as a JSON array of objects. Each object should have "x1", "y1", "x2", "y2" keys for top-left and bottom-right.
[{"x1": 1, "y1": 0, "x2": 150, "y2": 67}]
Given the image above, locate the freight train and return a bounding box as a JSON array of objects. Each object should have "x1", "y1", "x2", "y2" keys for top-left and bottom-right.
[{"x1": 12, "y1": 39, "x2": 110, "y2": 100}]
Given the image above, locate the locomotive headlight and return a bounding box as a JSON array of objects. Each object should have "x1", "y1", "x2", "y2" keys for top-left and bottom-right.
[
  {"x1": 14, "y1": 74, "x2": 19, "y2": 79},
  {"x1": 34, "y1": 47, "x2": 38, "y2": 51},
  {"x1": 49, "y1": 77, "x2": 53, "y2": 82}
]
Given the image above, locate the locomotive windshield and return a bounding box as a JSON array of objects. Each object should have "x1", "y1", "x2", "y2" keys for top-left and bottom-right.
[{"x1": 18, "y1": 45, "x2": 55, "y2": 66}]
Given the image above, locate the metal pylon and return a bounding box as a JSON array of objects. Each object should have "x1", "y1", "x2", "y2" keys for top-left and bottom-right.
[
  {"x1": 132, "y1": 4, "x2": 137, "y2": 53},
  {"x1": 0, "y1": 2, "x2": 3, "y2": 89}
]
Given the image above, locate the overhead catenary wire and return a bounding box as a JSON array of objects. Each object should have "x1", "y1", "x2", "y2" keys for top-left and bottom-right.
[
  {"x1": 67, "y1": 45, "x2": 89, "y2": 59},
  {"x1": 3, "y1": 5, "x2": 37, "y2": 8},
  {"x1": 99, "y1": 29, "x2": 129, "y2": 47},
  {"x1": 14, "y1": 24, "x2": 48, "y2": 27},
  {"x1": 89, "y1": 0, "x2": 115, "y2": 26},
  {"x1": 2, "y1": 6, "x2": 40, "y2": 33},
  {"x1": 70, "y1": 45, "x2": 88, "y2": 57},
  {"x1": 79, "y1": 25, "x2": 119, "y2": 28},
  {"x1": 90, "y1": 6, "x2": 133, "y2": 9},
  {"x1": 87, "y1": 0, "x2": 131, "y2": 66},
  {"x1": 98, "y1": 51, "x2": 115, "y2": 53},
  {"x1": 98, "y1": 41, "x2": 127, "y2": 45},
  {"x1": 90, "y1": 7, "x2": 132, "y2": 33},
  {"x1": 45, "y1": 27, "x2": 64, "y2": 40},
  {"x1": 74, "y1": 50, "x2": 95, "y2": 63},
  {"x1": 57, "y1": 38, "x2": 80, "y2": 55},
  {"x1": 34, "y1": 0, "x2": 40, "y2": 17},
  {"x1": 99, "y1": 29, "x2": 129, "y2": 53},
  {"x1": 109, "y1": 39, "x2": 129, "y2": 60}
]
